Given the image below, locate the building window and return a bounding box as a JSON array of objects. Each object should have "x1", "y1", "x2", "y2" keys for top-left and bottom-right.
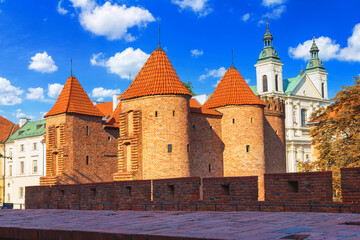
[
  {"x1": 250, "y1": 118, "x2": 253, "y2": 123},
  {"x1": 262, "y1": 75, "x2": 268, "y2": 92},
  {"x1": 321, "y1": 82, "x2": 325, "y2": 98},
  {"x1": 192, "y1": 125, "x2": 196, "y2": 130},
  {"x1": 155, "y1": 111, "x2": 158, "y2": 117},
  {"x1": 19, "y1": 187, "x2": 24, "y2": 199},
  {"x1": 33, "y1": 142, "x2": 37, "y2": 150},
  {"x1": 275, "y1": 74, "x2": 279, "y2": 91},
  {"x1": 55, "y1": 126, "x2": 60, "y2": 147},
  {"x1": 107, "y1": 136, "x2": 111, "y2": 141},
  {"x1": 168, "y1": 144, "x2": 172, "y2": 153},
  {"x1": 33, "y1": 160, "x2": 38, "y2": 173},
  {"x1": 301, "y1": 109, "x2": 307, "y2": 127},
  {"x1": 9, "y1": 148, "x2": 12, "y2": 157},
  {"x1": 36, "y1": 124, "x2": 42, "y2": 129},
  {"x1": 9, "y1": 165, "x2": 12, "y2": 176},
  {"x1": 187, "y1": 144, "x2": 190, "y2": 153},
  {"x1": 246, "y1": 145, "x2": 250, "y2": 152},
  {"x1": 208, "y1": 164, "x2": 211, "y2": 173},
  {"x1": 173, "y1": 110, "x2": 175, "y2": 116},
  {"x1": 20, "y1": 161, "x2": 24, "y2": 174},
  {"x1": 232, "y1": 119, "x2": 235, "y2": 124},
  {"x1": 210, "y1": 126, "x2": 213, "y2": 130},
  {"x1": 20, "y1": 144, "x2": 24, "y2": 152},
  {"x1": 86, "y1": 156, "x2": 89, "y2": 165},
  {"x1": 86, "y1": 126, "x2": 89, "y2": 136}
]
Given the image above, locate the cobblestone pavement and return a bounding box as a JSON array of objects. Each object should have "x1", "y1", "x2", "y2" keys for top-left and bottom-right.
[{"x1": 0, "y1": 210, "x2": 360, "y2": 239}]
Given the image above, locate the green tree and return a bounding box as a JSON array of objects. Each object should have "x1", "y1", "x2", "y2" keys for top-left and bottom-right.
[
  {"x1": 182, "y1": 82, "x2": 196, "y2": 96},
  {"x1": 307, "y1": 76, "x2": 360, "y2": 200}
]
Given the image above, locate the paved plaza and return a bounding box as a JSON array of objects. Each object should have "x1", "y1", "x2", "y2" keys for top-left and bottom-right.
[{"x1": 0, "y1": 210, "x2": 360, "y2": 239}]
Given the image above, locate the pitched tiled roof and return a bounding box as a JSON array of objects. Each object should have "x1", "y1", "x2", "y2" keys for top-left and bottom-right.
[
  {"x1": 103, "y1": 102, "x2": 122, "y2": 128},
  {"x1": 0, "y1": 116, "x2": 16, "y2": 143},
  {"x1": 96, "y1": 101, "x2": 113, "y2": 117},
  {"x1": 189, "y1": 99, "x2": 222, "y2": 116},
  {"x1": 45, "y1": 75, "x2": 104, "y2": 118},
  {"x1": 203, "y1": 67, "x2": 265, "y2": 109},
  {"x1": 119, "y1": 47, "x2": 192, "y2": 101},
  {"x1": 6, "y1": 119, "x2": 46, "y2": 143}
]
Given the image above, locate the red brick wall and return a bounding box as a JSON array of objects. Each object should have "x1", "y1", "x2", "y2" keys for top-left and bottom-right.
[
  {"x1": 341, "y1": 167, "x2": 360, "y2": 205},
  {"x1": 189, "y1": 113, "x2": 223, "y2": 178},
  {"x1": 203, "y1": 176, "x2": 258, "y2": 203},
  {"x1": 265, "y1": 171, "x2": 333, "y2": 204},
  {"x1": 153, "y1": 177, "x2": 201, "y2": 203}
]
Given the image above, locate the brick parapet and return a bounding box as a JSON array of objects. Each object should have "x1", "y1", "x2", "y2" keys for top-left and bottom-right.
[{"x1": 341, "y1": 167, "x2": 360, "y2": 205}]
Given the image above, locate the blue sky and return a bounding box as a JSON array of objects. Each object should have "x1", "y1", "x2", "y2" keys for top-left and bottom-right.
[{"x1": 0, "y1": 0, "x2": 359, "y2": 123}]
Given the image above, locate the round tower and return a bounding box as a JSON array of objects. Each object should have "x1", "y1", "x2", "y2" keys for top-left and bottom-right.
[
  {"x1": 116, "y1": 45, "x2": 192, "y2": 180},
  {"x1": 260, "y1": 96, "x2": 286, "y2": 173},
  {"x1": 203, "y1": 64, "x2": 266, "y2": 200}
]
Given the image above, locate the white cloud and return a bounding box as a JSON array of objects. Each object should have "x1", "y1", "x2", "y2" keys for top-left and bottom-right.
[
  {"x1": 262, "y1": 0, "x2": 286, "y2": 7},
  {"x1": 91, "y1": 87, "x2": 121, "y2": 99},
  {"x1": 91, "y1": 47, "x2": 149, "y2": 79},
  {"x1": 57, "y1": 0, "x2": 68, "y2": 15},
  {"x1": 264, "y1": 5, "x2": 286, "y2": 20},
  {"x1": 245, "y1": 78, "x2": 251, "y2": 84},
  {"x1": 0, "y1": 77, "x2": 23, "y2": 106},
  {"x1": 190, "y1": 49, "x2": 204, "y2": 58},
  {"x1": 241, "y1": 13, "x2": 250, "y2": 22},
  {"x1": 47, "y1": 83, "x2": 64, "y2": 98},
  {"x1": 289, "y1": 23, "x2": 360, "y2": 62},
  {"x1": 199, "y1": 67, "x2": 226, "y2": 82},
  {"x1": 171, "y1": 0, "x2": 212, "y2": 17},
  {"x1": 26, "y1": 87, "x2": 45, "y2": 100},
  {"x1": 28, "y1": 52, "x2": 58, "y2": 73},
  {"x1": 72, "y1": 1, "x2": 155, "y2": 41},
  {"x1": 15, "y1": 109, "x2": 34, "y2": 120}
]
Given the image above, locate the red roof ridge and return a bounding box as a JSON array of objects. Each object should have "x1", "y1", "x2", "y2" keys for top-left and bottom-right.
[
  {"x1": 45, "y1": 75, "x2": 104, "y2": 118},
  {"x1": 202, "y1": 67, "x2": 265, "y2": 109},
  {"x1": 119, "y1": 47, "x2": 192, "y2": 101}
]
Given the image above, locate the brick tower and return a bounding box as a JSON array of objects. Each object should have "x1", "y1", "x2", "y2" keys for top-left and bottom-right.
[
  {"x1": 261, "y1": 96, "x2": 286, "y2": 173},
  {"x1": 113, "y1": 45, "x2": 193, "y2": 181},
  {"x1": 202, "y1": 63, "x2": 267, "y2": 200},
  {"x1": 40, "y1": 74, "x2": 118, "y2": 185}
]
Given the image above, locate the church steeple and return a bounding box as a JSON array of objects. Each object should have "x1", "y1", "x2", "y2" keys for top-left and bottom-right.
[
  {"x1": 263, "y1": 22, "x2": 274, "y2": 47},
  {"x1": 257, "y1": 22, "x2": 281, "y2": 64},
  {"x1": 306, "y1": 36, "x2": 325, "y2": 72}
]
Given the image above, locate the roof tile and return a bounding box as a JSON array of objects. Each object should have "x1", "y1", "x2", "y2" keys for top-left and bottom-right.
[
  {"x1": 45, "y1": 76, "x2": 104, "y2": 118},
  {"x1": 119, "y1": 48, "x2": 192, "y2": 100},
  {"x1": 202, "y1": 67, "x2": 265, "y2": 109},
  {"x1": 0, "y1": 116, "x2": 15, "y2": 143}
]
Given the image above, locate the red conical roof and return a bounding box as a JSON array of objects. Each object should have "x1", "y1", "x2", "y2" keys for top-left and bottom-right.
[
  {"x1": 45, "y1": 75, "x2": 104, "y2": 118},
  {"x1": 119, "y1": 47, "x2": 192, "y2": 101},
  {"x1": 202, "y1": 67, "x2": 265, "y2": 109}
]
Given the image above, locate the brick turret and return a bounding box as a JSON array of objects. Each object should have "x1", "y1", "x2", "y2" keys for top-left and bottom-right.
[
  {"x1": 261, "y1": 96, "x2": 286, "y2": 174},
  {"x1": 203, "y1": 65, "x2": 267, "y2": 200},
  {"x1": 114, "y1": 46, "x2": 192, "y2": 181}
]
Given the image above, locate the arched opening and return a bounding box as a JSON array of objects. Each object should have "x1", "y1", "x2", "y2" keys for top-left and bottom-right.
[
  {"x1": 321, "y1": 82, "x2": 325, "y2": 98},
  {"x1": 275, "y1": 74, "x2": 279, "y2": 91},
  {"x1": 124, "y1": 142, "x2": 132, "y2": 172},
  {"x1": 52, "y1": 153, "x2": 58, "y2": 176},
  {"x1": 262, "y1": 75, "x2": 268, "y2": 92}
]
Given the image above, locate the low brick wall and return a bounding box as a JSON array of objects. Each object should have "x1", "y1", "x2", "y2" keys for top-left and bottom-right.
[
  {"x1": 153, "y1": 177, "x2": 201, "y2": 203},
  {"x1": 341, "y1": 167, "x2": 360, "y2": 205},
  {"x1": 265, "y1": 171, "x2": 333, "y2": 204},
  {"x1": 202, "y1": 176, "x2": 258, "y2": 203}
]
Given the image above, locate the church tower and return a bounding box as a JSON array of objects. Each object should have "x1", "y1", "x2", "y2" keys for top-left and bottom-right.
[
  {"x1": 305, "y1": 37, "x2": 328, "y2": 99},
  {"x1": 255, "y1": 23, "x2": 284, "y2": 95}
]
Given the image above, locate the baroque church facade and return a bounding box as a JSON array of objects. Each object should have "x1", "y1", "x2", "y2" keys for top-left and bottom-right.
[
  {"x1": 40, "y1": 44, "x2": 286, "y2": 199},
  {"x1": 251, "y1": 24, "x2": 330, "y2": 172}
]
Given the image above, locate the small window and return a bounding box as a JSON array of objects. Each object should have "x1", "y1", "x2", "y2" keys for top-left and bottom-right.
[
  {"x1": 9, "y1": 148, "x2": 12, "y2": 157},
  {"x1": 321, "y1": 82, "x2": 325, "y2": 98},
  {"x1": 208, "y1": 164, "x2": 211, "y2": 173},
  {"x1": 126, "y1": 186, "x2": 132, "y2": 196},
  {"x1": 36, "y1": 124, "x2": 42, "y2": 129},
  {"x1": 168, "y1": 185, "x2": 175, "y2": 195},
  {"x1": 19, "y1": 187, "x2": 24, "y2": 199},
  {"x1": 301, "y1": 109, "x2": 307, "y2": 127},
  {"x1": 275, "y1": 74, "x2": 279, "y2": 91},
  {"x1": 250, "y1": 118, "x2": 253, "y2": 123},
  {"x1": 90, "y1": 188, "x2": 96, "y2": 197},
  {"x1": 210, "y1": 126, "x2": 213, "y2": 130},
  {"x1": 187, "y1": 144, "x2": 190, "y2": 153},
  {"x1": 155, "y1": 111, "x2": 158, "y2": 117},
  {"x1": 19, "y1": 131, "x2": 24, "y2": 135},
  {"x1": 86, "y1": 156, "x2": 89, "y2": 165},
  {"x1": 33, "y1": 142, "x2": 37, "y2": 150},
  {"x1": 107, "y1": 136, "x2": 111, "y2": 141},
  {"x1": 20, "y1": 144, "x2": 24, "y2": 152},
  {"x1": 232, "y1": 119, "x2": 235, "y2": 124},
  {"x1": 288, "y1": 181, "x2": 299, "y2": 193},
  {"x1": 221, "y1": 184, "x2": 230, "y2": 195},
  {"x1": 86, "y1": 126, "x2": 89, "y2": 136},
  {"x1": 193, "y1": 125, "x2": 196, "y2": 130},
  {"x1": 168, "y1": 144, "x2": 172, "y2": 153},
  {"x1": 246, "y1": 145, "x2": 250, "y2": 152},
  {"x1": 33, "y1": 160, "x2": 38, "y2": 173},
  {"x1": 262, "y1": 75, "x2": 268, "y2": 92},
  {"x1": 20, "y1": 161, "x2": 24, "y2": 174},
  {"x1": 173, "y1": 110, "x2": 175, "y2": 116}
]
